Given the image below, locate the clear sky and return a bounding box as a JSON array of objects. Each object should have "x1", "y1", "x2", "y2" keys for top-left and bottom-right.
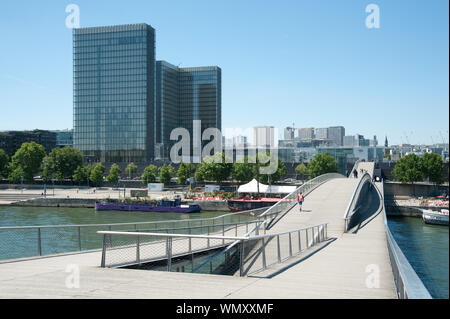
[{"x1": 0, "y1": 0, "x2": 448, "y2": 145}]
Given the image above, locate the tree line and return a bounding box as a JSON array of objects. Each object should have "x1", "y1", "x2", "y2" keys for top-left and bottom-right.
[{"x1": 5, "y1": 142, "x2": 443, "y2": 187}]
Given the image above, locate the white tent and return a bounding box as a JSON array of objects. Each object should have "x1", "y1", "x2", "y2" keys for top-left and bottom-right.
[{"x1": 237, "y1": 179, "x2": 296, "y2": 194}]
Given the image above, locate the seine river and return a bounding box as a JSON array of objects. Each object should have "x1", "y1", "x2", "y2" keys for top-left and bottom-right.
[
  {"x1": 0, "y1": 206, "x2": 448, "y2": 298},
  {"x1": 387, "y1": 215, "x2": 449, "y2": 299},
  {"x1": 0, "y1": 206, "x2": 239, "y2": 260}
]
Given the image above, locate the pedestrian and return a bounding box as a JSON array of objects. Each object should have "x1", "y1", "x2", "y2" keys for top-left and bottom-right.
[{"x1": 297, "y1": 192, "x2": 304, "y2": 212}]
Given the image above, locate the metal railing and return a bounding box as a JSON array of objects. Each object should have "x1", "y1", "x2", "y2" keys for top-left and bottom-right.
[
  {"x1": 343, "y1": 172, "x2": 373, "y2": 232},
  {"x1": 0, "y1": 206, "x2": 270, "y2": 261},
  {"x1": 97, "y1": 220, "x2": 261, "y2": 269},
  {"x1": 377, "y1": 180, "x2": 432, "y2": 299},
  {"x1": 348, "y1": 159, "x2": 363, "y2": 178},
  {"x1": 186, "y1": 173, "x2": 342, "y2": 275},
  {"x1": 257, "y1": 173, "x2": 344, "y2": 231},
  {"x1": 97, "y1": 222, "x2": 328, "y2": 277}
]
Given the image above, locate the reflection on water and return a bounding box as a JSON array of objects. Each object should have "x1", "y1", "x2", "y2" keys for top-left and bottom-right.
[
  {"x1": 0, "y1": 206, "x2": 240, "y2": 260},
  {"x1": 387, "y1": 215, "x2": 449, "y2": 299}
]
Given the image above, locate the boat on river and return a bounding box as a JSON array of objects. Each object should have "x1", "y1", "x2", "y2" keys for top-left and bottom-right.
[
  {"x1": 422, "y1": 208, "x2": 449, "y2": 226},
  {"x1": 95, "y1": 199, "x2": 201, "y2": 213}
]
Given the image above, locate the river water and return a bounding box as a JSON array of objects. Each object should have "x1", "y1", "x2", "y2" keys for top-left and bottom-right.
[
  {"x1": 0, "y1": 206, "x2": 240, "y2": 260},
  {"x1": 387, "y1": 215, "x2": 449, "y2": 299}
]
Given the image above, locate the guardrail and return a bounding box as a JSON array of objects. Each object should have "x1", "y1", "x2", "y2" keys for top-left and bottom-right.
[
  {"x1": 189, "y1": 173, "x2": 343, "y2": 275},
  {"x1": 377, "y1": 180, "x2": 432, "y2": 299},
  {"x1": 257, "y1": 173, "x2": 344, "y2": 231},
  {"x1": 0, "y1": 206, "x2": 270, "y2": 261},
  {"x1": 97, "y1": 222, "x2": 328, "y2": 277},
  {"x1": 343, "y1": 172, "x2": 373, "y2": 232}
]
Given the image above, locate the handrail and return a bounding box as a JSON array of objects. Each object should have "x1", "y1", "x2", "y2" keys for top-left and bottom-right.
[
  {"x1": 97, "y1": 230, "x2": 248, "y2": 241},
  {"x1": 348, "y1": 159, "x2": 362, "y2": 178},
  {"x1": 343, "y1": 172, "x2": 372, "y2": 232},
  {"x1": 0, "y1": 206, "x2": 268, "y2": 231},
  {"x1": 187, "y1": 173, "x2": 343, "y2": 274},
  {"x1": 377, "y1": 180, "x2": 432, "y2": 299}
]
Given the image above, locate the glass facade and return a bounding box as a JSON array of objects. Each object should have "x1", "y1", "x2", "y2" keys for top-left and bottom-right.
[
  {"x1": 155, "y1": 63, "x2": 221, "y2": 159},
  {"x1": 73, "y1": 24, "x2": 155, "y2": 163}
]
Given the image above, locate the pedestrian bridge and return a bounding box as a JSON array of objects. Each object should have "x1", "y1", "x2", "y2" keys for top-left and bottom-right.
[{"x1": 0, "y1": 161, "x2": 431, "y2": 299}]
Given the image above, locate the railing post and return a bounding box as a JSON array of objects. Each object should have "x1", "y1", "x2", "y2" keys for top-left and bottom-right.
[
  {"x1": 207, "y1": 225, "x2": 210, "y2": 248},
  {"x1": 289, "y1": 233, "x2": 293, "y2": 257},
  {"x1": 101, "y1": 234, "x2": 106, "y2": 268},
  {"x1": 262, "y1": 238, "x2": 267, "y2": 269},
  {"x1": 166, "y1": 237, "x2": 172, "y2": 272},
  {"x1": 235, "y1": 223, "x2": 238, "y2": 237},
  {"x1": 189, "y1": 236, "x2": 192, "y2": 253},
  {"x1": 277, "y1": 235, "x2": 281, "y2": 263},
  {"x1": 136, "y1": 235, "x2": 140, "y2": 265},
  {"x1": 306, "y1": 228, "x2": 309, "y2": 248},
  {"x1": 222, "y1": 217, "x2": 225, "y2": 245},
  {"x1": 239, "y1": 240, "x2": 245, "y2": 276},
  {"x1": 37, "y1": 227, "x2": 42, "y2": 256},
  {"x1": 312, "y1": 227, "x2": 315, "y2": 246},
  {"x1": 298, "y1": 230, "x2": 301, "y2": 252},
  {"x1": 77, "y1": 226, "x2": 81, "y2": 251}
]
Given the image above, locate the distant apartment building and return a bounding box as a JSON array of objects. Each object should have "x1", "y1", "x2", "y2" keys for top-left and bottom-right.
[
  {"x1": 0, "y1": 130, "x2": 56, "y2": 157},
  {"x1": 328, "y1": 126, "x2": 345, "y2": 146},
  {"x1": 298, "y1": 127, "x2": 314, "y2": 141},
  {"x1": 73, "y1": 24, "x2": 221, "y2": 164},
  {"x1": 253, "y1": 126, "x2": 275, "y2": 148},
  {"x1": 315, "y1": 127, "x2": 328, "y2": 140}
]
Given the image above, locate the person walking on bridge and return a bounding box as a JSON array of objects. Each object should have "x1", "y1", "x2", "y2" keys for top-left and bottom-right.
[{"x1": 297, "y1": 192, "x2": 305, "y2": 212}]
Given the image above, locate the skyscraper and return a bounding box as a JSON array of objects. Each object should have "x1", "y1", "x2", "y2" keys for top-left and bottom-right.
[
  {"x1": 155, "y1": 62, "x2": 222, "y2": 159},
  {"x1": 328, "y1": 126, "x2": 345, "y2": 146},
  {"x1": 73, "y1": 24, "x2": 221, "y2": 164},
  {"x1": 73, "y1": 23, "x2": 155, "y2": 163}
]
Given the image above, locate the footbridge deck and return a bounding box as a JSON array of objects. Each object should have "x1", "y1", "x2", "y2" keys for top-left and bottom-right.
[{"x1": 0, "y1": 172, "x2": 429, "y2": 299}]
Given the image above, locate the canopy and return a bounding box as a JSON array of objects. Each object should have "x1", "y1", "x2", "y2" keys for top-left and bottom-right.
[{"x1": 237, "y1": 179, "x2": 296, "y2": 194}]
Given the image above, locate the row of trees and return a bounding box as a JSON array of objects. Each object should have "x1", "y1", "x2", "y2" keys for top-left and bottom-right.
[{"x1": 392, "y1": 153, "x2": 445, "y2": 185}]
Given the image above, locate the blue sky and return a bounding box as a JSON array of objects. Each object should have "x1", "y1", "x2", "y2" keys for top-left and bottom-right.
[{"x1": 0, "y1": 0, "x2": 448, "y2": 145}]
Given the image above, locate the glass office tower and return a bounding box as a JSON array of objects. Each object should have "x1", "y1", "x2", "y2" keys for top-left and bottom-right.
[
  {"x1": 73, "y1": 23, "x2": 155, "y2": 163},
  {"x1": 155, "y1": 63, "x2": 221, "y2": 160}
]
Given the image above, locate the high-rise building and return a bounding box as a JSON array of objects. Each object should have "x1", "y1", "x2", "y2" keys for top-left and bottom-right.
[
  {"x1": 73, "y1": 24, "x2": 221, "y2": 164},
  {"x1": 298, "y1": 128, "x2": 314, "y2": 140},
  {"x1": 328, "y1": 126, "x2": 345, "y2": 146},
  {"x1": 253, "y1": 126, "x2": 275, "y2": 148},
  {"x1": 73, "y1": 23, "x2": 156, "y2": 163},
  {"x1": 155, "y1": 62, "x2": 221, "y2": 159},
  {"x1": 315, "y1": 127, "x2": 328, "y2": 140}
]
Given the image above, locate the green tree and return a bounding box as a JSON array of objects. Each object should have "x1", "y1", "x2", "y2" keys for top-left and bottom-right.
[
  {"x1": 420, "y1": 153, "x2": 444, "y2": 185},
  {"x1": 177, "y1": 162, "x2": 195, "y2": 185},
  {"x1": 10, "y1": 142, "x2": 46, "y2": 183},
  {"x1": 231, "y1": 156, "x2": 254, "y2": 183},
  {"x1": 295, "y1": 163, "x2": 308, "y2": 180},
  {"x1": 0, "y1": 149, "x2": 9, "y2": 178},
  {"x1": 8, "y1": 166, "x2": 22, "y2": 184},
  {"x1": 307, "y1": 153, "x2": 338, "y2": 179},
  {"x1": 196, "y1": 153, "x2": 232, "y2": 184},
  {"x1": 43, "y1": 147, "x2": 83, "y2": 181},
  {"x1": 255, "y1": 155, "x2": 287, "y2": 184},
  {"x1": 41, "y1": 155, "x2": 55, "y2": 183},
  {"x1": 125, "y1": 162, "x2": 138, "y2": 179},
  {"x1": 392, "y1": 154, "x2": 423, "y2": 185},
  {"x1": 106, "y1": 163, "x2": 121, "y2": 185},
  {"x1": 159, "y1": 164, "x2": 173, "y2": 186},
  {"x1": 73, "y1": 165, "x2": 90, "y2": 186},
  {"x1": 142, "y1": 164, "x2": 157, "y2": 185},
  {"x1": 90, "y1": 163, "x2": 105, "y2": 186}
]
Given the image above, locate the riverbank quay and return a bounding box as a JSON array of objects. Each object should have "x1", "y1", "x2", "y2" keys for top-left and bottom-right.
[
  {"x1": 0, "y1": 187, "x2": 230, "y2": 211},
  {"x1": 385, "y1": 197, "x2": 448, "y2": 217}
]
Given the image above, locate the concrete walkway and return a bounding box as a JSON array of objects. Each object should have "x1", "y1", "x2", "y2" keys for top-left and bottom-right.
[{"x1": 0, "y1": 179, "x2": 397, "y2": 299}]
